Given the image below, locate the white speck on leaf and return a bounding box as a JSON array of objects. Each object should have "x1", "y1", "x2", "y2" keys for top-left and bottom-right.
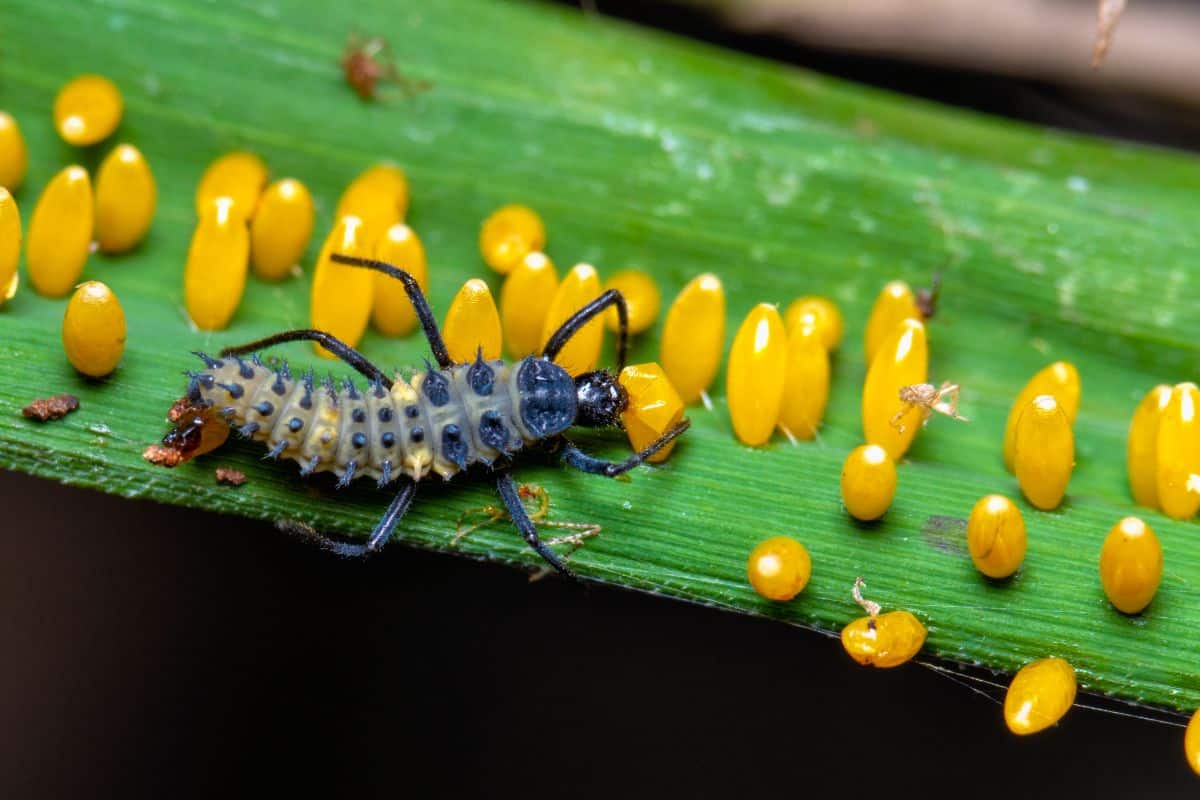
[
  {"x1": 1056, "y1": 273, "x2": 1079, "y2": 308},
  {"x1": 757, "y1": 167, "x2": 800, "y2": 207}
]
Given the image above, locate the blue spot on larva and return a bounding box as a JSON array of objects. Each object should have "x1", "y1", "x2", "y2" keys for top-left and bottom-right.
[
  {"x1": 479, "y1": 410, "x2": 508, "y2": 450},
  {"x1": 193, "y1": 351, "x2": 223, "y2": 369},
  {"x1": 468, "y1": 351, "x2": 495, "y2": 396},
  {"x1": 442, "y1": 424, "x2": 468, "y2": 468},
  {"x1": 405, "y1": 404, "x2": 420, "y2": 419},
  {"x1": 378, "y1": 407, "x2": 393, "y2": 423},
  {"x1": 352, "y1": 432, "x2": 367, "y2": 449},
  {"x1": 288, "y1": 417, "x2": 304, "y2": 433},
  {"x1": 381, "y1": 432, "x2": 396, "y2": 448},
  {"x1": 423, "y1": 370, "x2": 451, "y2": 407},
  {"x1": 255, "y1": 401, "x2": 274, "y2": 416},
  {"x1": 410, "y1": 427, "x2": 424, "y2": 443},
  {"x1": 352, "y1": 407, "x2": 366, "y2": 424},
  {"x1": 300, "y1": 371, "x2": 314, "y2": 409},
  {"x1": 218, "y1": 382, "x2": 244, "y2": 399}
]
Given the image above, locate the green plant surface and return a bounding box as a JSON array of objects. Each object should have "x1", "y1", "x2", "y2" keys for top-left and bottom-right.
[{"x1": 1, "y1": 0, "x2": 1197, "y2": 713}]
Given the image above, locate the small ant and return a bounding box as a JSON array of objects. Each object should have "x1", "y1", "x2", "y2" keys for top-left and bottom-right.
[
  {"x1": 891, "y1": 381, "x2": 968, "y2": 433},
  {"x1": 341, "y1": 33, "x2": 430, "y2": 101}
]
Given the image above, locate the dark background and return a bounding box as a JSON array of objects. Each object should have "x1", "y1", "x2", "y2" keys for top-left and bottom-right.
[{"x1": 3, "y1": 2, "x2": 1198, "y2": 797}]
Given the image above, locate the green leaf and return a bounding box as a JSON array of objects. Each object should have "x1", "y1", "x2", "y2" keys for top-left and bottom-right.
[{"x1": 2, "y1": 0, "x2": 1197, "y2": 713}]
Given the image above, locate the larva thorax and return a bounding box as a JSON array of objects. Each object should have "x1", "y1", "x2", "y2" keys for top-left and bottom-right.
[{"x1": 186, "y1": 352, "x2": 578, "y2": 485}]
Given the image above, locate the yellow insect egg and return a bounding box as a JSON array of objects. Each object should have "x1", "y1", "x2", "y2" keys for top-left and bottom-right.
[
  {"x1": 726, "y1": 303, "x2": 787, "y2": 447},
  {"x1": 500, "y1": 251, "x2": 558, "y2": 358},
  {"x1": 62, "y1": 280, "x2": 126, "y2": 377},
  {"x1": 1014, "y1": 394, "x2": 1074, "y2": 511},
  {"x1": 335, "y1": 164, "x2": 409, "y2": 244},
  {"x1": 1127, "y1": 385, "x2": 1170, "y2": 509},
  {"x1": 841, "y1": 611, "x2": 926, "y2": 668},
  {"x1": 777, "y1": 320, "x2": 829, "y2": 441},
  {"x1": 0, "y1": 111, "x2": 28, "y2": 191},
  {"x1": 1003, "y1": 361, "x2": 1080, "y2": 471},
  {"x1": 0, "y1": 188, "x2": 19, "y2": 305},
  {"x1": 660, "y1": 273, "x2": 725, "y2": 405},
  {"x1": 371, "y1": 223, "x2": 428, "y2": 337},
  {"x1": 864, "y1": 280, "x2": 920, "y2": 365},
  {"x1": 784, "y1": 295, "x2": 843, "y2": 351},
  {"x1": 1156, "y1": 382, "x2": 1200, "y2": 521},
  {"x1": 1004, "y1": 657, "x2": 1076, "y2": 735},
  {"x1": 26, "y1": 165, "x2": 93, "y2": 298},
  {"x1": 1099, "y1": 516, "x2": 1162, "y2": 615},
  {"x1": 184, "y1": 197, "x2": 250, "y2": 330},
  {"x1": 54, "y1": 74, "x2": 123, "y2": 146},
  {"x1": 746, "y1": 536, "x2": 811, "y2": 602},
  {"x1": 480, "y1": 204, "x2": 545, "y2": 274},
  {"x1": 841, "y1": 444, "x2": 897, "y2": 521},
  {"x1": 94, "y1": 143, "x2": 156, "y2": 254},
  {"x1": 1186, "y1": 709, "x2": 1200, "y2": 776},
  {"x1": 195, "y1": 151, "x2": 268, "y2": 219},
  {"x1": 540, "y1": 262, "x2": 603, "y2": 376},
  {"x1": 966, "y1": 494, "x2": 1027, "y2": 579},
  {"x1": 861, "y1": 318, "x2": 928, "y2": 459},
  {"x1": 443, "y1": 278, "x2": 503, "y2": 362},
  {"x1": 249, "y1": 178, "x2": 315, "y2": 280},
  {"x1": 603, "y1": 269, "x2": 660, "y2": 334},
  {"x1": 310, "y1": 215, "x2": 374, "y2": 358},
  {"x1": 618, "y1": 362, "x2": 685, "y2": 463}
]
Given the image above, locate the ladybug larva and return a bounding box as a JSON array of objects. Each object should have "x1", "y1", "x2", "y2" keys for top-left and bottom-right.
[{"x1": 169, "y1": 254, "x2": 691, "y2": 579}]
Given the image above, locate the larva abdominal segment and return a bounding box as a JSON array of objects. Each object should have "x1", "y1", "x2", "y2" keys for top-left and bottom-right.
[{"x1": 190, "y1": 352, "x2": 549, "y2": 485}]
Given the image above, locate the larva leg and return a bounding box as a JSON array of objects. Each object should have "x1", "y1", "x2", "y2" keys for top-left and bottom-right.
[
  {"x1": 329, "y1": 254, "x2": 452, "y2": 368},
  {"x1": 280, "y1": 479, "x2": 417, "y2": 557},
  {"x1": 558, "y1": 419, "x2": 691, "y2": 477},
  {"x1": 541, "y1": 289, "x2": 630, "y2": 371},
  {"x1": 220, "y1": 329, "x2": 390, "y2": 387},
  {"x1": 495, "y1": 472, "x2": 576, "y2": 580}
]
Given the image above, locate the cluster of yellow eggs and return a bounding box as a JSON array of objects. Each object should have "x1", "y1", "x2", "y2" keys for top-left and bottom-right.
[
  {"x1": 740, "y1": 277, "x2": 1193, "y2": 755},
  {"x1": 723, "y1": 298, "x2": 840, "y2": 449},
  {"x1": 1, "y1": 75, "x2": 146, "y2": 378}
]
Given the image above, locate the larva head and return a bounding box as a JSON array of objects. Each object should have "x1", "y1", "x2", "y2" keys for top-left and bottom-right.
[{"x1": 574, "y1": 369, "x2": 629, "y2": 429}]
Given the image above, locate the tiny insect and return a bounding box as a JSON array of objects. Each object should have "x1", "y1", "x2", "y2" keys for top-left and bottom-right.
[
  {"x1": 915, "y1": 271, "x2": 942, "y2": 318},
  {"x1": 890, "y1": 381, "x2": 967, "y2": 433},
  {"x1": 340, "y1": 33, "x2": 430, "y2": 101},
  {"x1": 159, "y1": 255, "x2": 690, "y2": 579},
  {"x1": 453, "y1": 483, "x2": 601, "y2": 582}
]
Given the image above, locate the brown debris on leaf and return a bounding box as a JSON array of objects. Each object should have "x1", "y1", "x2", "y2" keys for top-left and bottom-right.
[
  {"x1": 341, "y1": 32, "x2": 430, "y2": 101},
  {"x1": 215, "y1": 467, "x2": 247, "y2": 487},
  {"x1": 22, "y1": 394, "x2": 80, "y2": 422},
  {"x1": 166, "y1": 397, "x2": 192, "y2": 423},
  {"x1": 143, "y1": 444, "x2": 184, "y2": 468},
  {"x1": 1093, "y1": 0, "x2": 1127, "y2": 67}
]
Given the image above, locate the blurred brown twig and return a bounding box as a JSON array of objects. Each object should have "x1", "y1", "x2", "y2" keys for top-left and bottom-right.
[{"x1": 708, "y1": 0, "x2": 1200, "y2": 106}]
